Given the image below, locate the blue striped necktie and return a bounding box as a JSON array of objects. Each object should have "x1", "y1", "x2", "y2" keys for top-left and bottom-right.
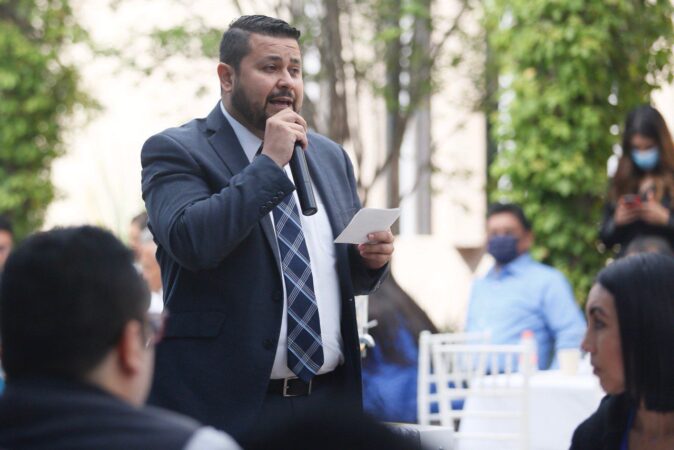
[{"x1": 273, "y1": 189, "x2": 324, "y2": 382}]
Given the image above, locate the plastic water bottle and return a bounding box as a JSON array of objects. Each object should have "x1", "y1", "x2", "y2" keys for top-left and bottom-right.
[{"x1": 520, "y1": 330, "x2": 538, "y2": 373}]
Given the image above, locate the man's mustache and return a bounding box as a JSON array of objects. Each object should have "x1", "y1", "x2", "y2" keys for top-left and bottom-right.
[{"x1": 267, "y1": 91, "x2": 295, "y2": 103}]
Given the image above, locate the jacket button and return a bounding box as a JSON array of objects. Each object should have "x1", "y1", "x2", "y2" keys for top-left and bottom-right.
[
  {"x1": 263, "y1": 338, "x2": 276, "y2": 350},
  {"x1": 272, "y1": 291, "x2": 283, "y2": 303}
]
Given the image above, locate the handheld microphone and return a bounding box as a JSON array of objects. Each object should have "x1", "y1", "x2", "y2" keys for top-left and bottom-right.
[{"x1": 289, "y1": 142, "x2": 318, "y2": 216}]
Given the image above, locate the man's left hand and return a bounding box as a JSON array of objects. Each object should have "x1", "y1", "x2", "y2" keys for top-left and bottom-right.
[{"x1": 357, "y1": 230, "x2": 395, "y2": 270}]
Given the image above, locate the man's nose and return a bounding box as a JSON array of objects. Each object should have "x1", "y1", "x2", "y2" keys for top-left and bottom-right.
[
  {"x1": 277, "y1": 69, "x2": 295, "y2": 89},
  {"x1": 580, "y1": 331, "x2": 592, "y2": 353}
]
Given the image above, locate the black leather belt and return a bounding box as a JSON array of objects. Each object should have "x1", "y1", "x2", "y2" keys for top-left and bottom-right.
[{"x1": 267, "y1": 371, "x2": 337, "y2": 397}]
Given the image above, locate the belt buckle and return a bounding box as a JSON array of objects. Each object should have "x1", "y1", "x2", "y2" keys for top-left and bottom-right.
[{"x1": 283, "y1": 377, "x2": 312, "y2": 397}]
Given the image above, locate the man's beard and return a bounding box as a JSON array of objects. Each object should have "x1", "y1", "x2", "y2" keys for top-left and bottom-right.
[
  {"x1": 231, "y1": 83, "x2": 268, "y2": 133},
  {"x1": 231, "y1": 80, "x2": 298, "y2": 133}
]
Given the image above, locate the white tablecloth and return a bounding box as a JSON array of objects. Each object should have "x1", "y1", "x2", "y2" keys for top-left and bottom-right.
[{"x1": 458, "y1": 370, "x2": 604, "y2": 450}]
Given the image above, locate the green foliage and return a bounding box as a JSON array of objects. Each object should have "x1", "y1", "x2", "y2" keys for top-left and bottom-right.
[
  {"x1": 0, "y1": 0, "x2": 91, "y2": 238},
  {"x1": 486, "y1": 0, "x2": 674, "y2": 302}
]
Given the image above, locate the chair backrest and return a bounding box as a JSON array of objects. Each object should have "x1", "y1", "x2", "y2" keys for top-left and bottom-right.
[
  {"x1": 417, "y1": 331, "x2": 535, "y2": 450},
  {"x1": 417, "y1": 331, "x2": 491, "y2": 425}
]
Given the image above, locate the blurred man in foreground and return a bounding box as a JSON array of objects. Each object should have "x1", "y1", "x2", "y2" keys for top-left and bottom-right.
[{"x1": 0, "y1": 226, "x2": 239, "y2": 450}]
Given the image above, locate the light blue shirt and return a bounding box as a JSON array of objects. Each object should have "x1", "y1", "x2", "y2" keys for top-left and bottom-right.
[{"x1": 465, "y1": 253, "x2": 586, "y2": 369}]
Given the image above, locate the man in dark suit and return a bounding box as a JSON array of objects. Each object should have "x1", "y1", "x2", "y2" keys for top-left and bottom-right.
[
  {"x1": 141, "y1": 15, "x2": 394, "y2": 437},
  {"x1": 0, "y1": 226, "x2": 240, "y2": 450}
]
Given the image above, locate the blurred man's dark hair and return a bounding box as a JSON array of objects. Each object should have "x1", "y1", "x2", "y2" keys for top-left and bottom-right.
[
  {"x1": 0, "y1": 226, "x2": 149, "y2": 380},
  {"x1": 624, "y1": 235, "x2": 674, "y2": 257},
  {"x1": 0, "y1": 216, "x2": 13, "y2": 236},
  {"x1": 219, "y1": 15, "x2": 301, "y2": 72},
  {"x1": 487, "y1": 202, "x2": 532, "y2": 231}
]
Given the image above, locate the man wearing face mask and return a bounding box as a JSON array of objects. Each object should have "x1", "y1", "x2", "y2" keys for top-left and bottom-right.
[{"x1": 465, "y1": 203, "x2": 586, "y2": 370}]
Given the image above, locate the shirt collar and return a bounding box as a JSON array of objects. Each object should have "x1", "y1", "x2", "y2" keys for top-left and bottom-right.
[
  {"x1": 487, "y1": 252, "x2": 533, "y2": 279},
  {"x1": 219, "y1": 101, "x2": 262, "y2": 163}
]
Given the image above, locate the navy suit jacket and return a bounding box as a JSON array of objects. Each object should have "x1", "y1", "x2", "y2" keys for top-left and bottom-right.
[{"x1": 141, "y1": 104, "x2": 387, "y2": 437}]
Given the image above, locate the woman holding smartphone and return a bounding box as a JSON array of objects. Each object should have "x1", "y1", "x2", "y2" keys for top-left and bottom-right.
[{"x1": 600, "y1": 105, "x2": 674, "y2": 255}]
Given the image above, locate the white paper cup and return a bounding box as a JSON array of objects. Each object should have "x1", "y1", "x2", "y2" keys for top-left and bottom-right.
[{"x1": 558, "y1": 348, "x2": 581, "y2": 375}]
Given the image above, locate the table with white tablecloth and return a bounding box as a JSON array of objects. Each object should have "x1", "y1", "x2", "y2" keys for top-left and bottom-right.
[{"x1": 458, "y1": 370, "x2": 605, "y2": 450}]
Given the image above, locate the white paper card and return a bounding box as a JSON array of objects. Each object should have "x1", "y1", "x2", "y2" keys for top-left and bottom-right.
[{"x1": 334, "y1": 208, "x2": 401, "y2": 244}]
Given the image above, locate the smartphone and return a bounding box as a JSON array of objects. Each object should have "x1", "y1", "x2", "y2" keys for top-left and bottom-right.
[{"x1": 622, "y1": 194, "x2": 642, "y2": 208}]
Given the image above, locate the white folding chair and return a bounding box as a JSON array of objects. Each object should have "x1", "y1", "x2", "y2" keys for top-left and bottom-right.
[
  {"x1": 417, "y1": 331, "x2": 491, "y2": 425},
  {"x1": 417, "y1": 331, "x2": 535, "y2": 450}
]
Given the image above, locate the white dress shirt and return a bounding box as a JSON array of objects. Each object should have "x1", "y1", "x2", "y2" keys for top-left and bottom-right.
[{"x1": 220, "y1": 103, "x2": 344, "y2": 378}]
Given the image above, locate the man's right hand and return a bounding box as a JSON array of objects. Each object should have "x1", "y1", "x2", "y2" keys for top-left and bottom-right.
[{"x1": 261, "y1": 108, "x2": 308, "y2": 167}]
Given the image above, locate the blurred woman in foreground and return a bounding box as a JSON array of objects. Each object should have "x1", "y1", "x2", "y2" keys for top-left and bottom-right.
[{"x1": 571, "y1": 253, "x2": 674, "y2": 449}]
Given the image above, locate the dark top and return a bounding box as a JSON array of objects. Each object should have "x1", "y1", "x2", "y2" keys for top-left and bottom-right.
[
  {"x1": 0, "y1": 377, "x2": 200, "y2": 450},
  {"x1": 600, "y1": 195, "x2": 674, "y2": 254},
  {"x1": 570, "y1": 394, "x2": 631, "y2": 450}
]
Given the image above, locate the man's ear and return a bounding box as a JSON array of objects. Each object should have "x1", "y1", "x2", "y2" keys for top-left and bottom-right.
[
  {"x1": 217, "y1": 62, "x2": 235, "y2": 94},
  {"x1": 116, "y1": 320, "x2": 144, "y2": 376},
  {"x1": 520, "y1": 230, "x2": 534, "y2": 252}
]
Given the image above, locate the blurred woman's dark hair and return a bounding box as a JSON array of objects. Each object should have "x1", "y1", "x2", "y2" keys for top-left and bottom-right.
[
  {"x1": 365, "y1": 276, "x2": 438, "y2": 366},
  {"x1": 596, "y1": 253, "x2": 674, "y2": 411},
  {"x1": 611, "y1": 105, "x2": 674, "y2": 202}
]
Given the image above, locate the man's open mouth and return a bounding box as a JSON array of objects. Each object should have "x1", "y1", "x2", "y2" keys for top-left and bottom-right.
[{"x1": 268, "y1": 97, "x2": 293, "y2": 108}]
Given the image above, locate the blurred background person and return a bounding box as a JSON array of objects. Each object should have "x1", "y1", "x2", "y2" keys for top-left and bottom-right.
[
  {"x1": 465, "y1": 203, "x2": 586, "y2": 370},
  {"x1": 139, "y1": 227, "x2": 163, "y2": 313},
  {"x1": 361, "y1": 276, "x2": 438, "y2": 423},
  {"x1": 625, "y1": 235, "x2": 674, "y2": 257},
  {"x1": 600, "y1": 105, "x2": 674, "y2": 256},
  {"x1": 129, "y1": 211, "x2": 149, "y2": 264},
  {"x1": 0, "y1": 215, "x2": 13, "y2": 275},
  {"x1": 0, "y1": 226, "x2": 239, "y2": 450},
  {"x1": 572, "y1": 253, "x2": 674, "y2": 449}
]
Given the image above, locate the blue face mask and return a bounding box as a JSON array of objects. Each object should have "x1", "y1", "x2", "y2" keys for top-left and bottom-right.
[
  {"x1": 631, "y1": 147, "x2": 660, "y2": 172},
  {"x1": 487, "y1": 235, "x2": 520, "y2": 265}
]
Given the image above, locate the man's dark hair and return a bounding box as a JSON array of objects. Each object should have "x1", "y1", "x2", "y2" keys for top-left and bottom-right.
[
  {"x1": 597, "y1": 253, "x2": 674, "y2": 411},
  {"x1": 487, "y1": 202, "x2": 532, "y2": 231},
  {"x1": 219, "y1": 15, "x2": 301, "y2": 72},
  {"x1": 0, "y1": 215, "x2": 13, "y2": 236},
  {"x1": 0, "y1": 226, "x2": 150, "y2": 380}
]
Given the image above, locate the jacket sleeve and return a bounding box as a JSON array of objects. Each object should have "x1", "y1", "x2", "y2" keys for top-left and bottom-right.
[
  {"x1": 339, "y1": 147, "x2": 389, "y2": 295},
  {"x1": 141, "y1": 132, "x2": 295, "y2": 271}
]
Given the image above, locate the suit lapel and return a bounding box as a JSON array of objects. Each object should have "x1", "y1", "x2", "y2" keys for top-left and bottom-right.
[
  {"x1": 205, "y1": 104, "x2": 281, "y2": 274},
  {"x1": 205, "y1": 105, "x2": 249, "y2": 177}
]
